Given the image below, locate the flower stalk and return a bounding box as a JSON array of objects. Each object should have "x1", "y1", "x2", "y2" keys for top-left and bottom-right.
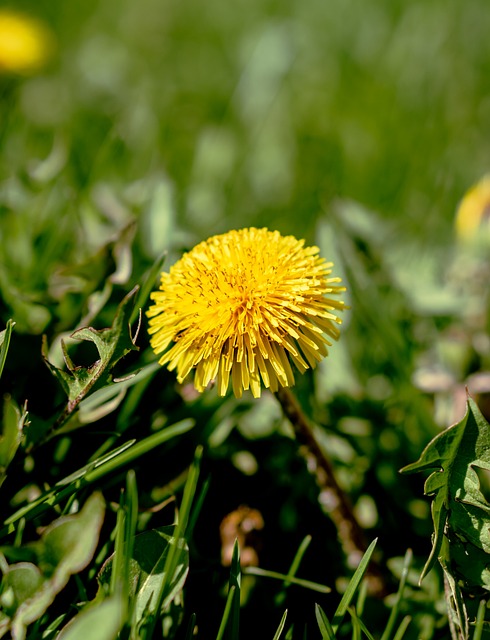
[{"x1": 276, "y1": 386, "x2": 387, "y2": 596}]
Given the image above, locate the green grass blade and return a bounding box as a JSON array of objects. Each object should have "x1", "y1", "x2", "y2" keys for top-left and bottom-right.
[
  {"x1": 275, "y1": 534, "x2": 313, "y2": 606},
  {"x1": 80, "y1": 419, "x2": 194, "y2": 485},
  {"x1": 286, "y1": 535, "x2": 312, "y2": 585},
  {"x1": 331, "y1": 538, "x2": 378, "y2": 633},
  {"x1": 243, "y1": 567, "x2": 330, "y2": 593},
  {"x1": 227, "y1": 540, "x2": 241, "y2": 639},
  {"x1": 347, "y1": 606, "x2": 376, "y2": 640},
  {"x1": 184, "y1": 613, "x2": 198, "y2": 639},
  {"x1": 349, "y1": 606, "x2": 361, "y2": 640},
  {"x1": 380, "y1": 548, "x2": 412, "y2": 640},
  {"x1": 186, "y1": 476, "x2": 210, "y2": 542},
  {"x1": 315, "y1": 604, "x2": 335, "y2": 640},
  {"x1": 272, "y1": 610, "x2": 288, "y2": 640},
  {"x1": 472, "y1": 600, "x2": 486, "y2": 640},
  {"x1": 110, "y1": 490, "x2": 127, "y2": 596},
  {"x1": 216, "y1": 586, "x2": 237, "y2": 640},
  {"x1": 109, "y1": 470, "x2": 138, "y2": 625},
  {"x1": 2, "y1": 419, "x2": 194, "y2": 533},
  {"x1": 130, "y1": 251, "x2": 166, "y2": 325},
  {"x1": 125, "y1": 469, "x2": 138, "y2": 567},
  {"x1": 392, "y1": 616, "x2": 411, "y2": 640},
  {"x1": 356, "y1": 580, "x2": 368, "y2": 617},
  {"x1": 141, "y1": 446, "x2": 202, "y2": 640}
]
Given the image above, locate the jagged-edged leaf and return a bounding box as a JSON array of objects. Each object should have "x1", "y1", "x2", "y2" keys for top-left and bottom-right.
[
  {"x1": 439, "y1": 540, "x2": 469, "y2": 640},
  {"x1": 0, "y1": 493, "x2": 105, "y2": 640},
  {"x1": 401, "y1": 397, "x2": 490, "y2": 585},
  {"x1": 41, "y1": 287, "x2": 140, "y2": 437}
]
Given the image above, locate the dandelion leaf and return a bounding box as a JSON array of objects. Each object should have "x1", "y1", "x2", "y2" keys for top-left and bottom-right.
[
  {"x1": 41, "y1": 287, "x2": 140, "y2": 435},
  {"x1": 0, "y1": 493, "x2": 105, "y2": 640},
  {"x1": 401, "y1": 397, "x2": 490, "y2": 590}
]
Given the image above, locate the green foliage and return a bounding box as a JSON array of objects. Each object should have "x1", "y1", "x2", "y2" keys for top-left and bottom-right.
[
  {"x1": 39, "y1": 286, "x2": 140, "y2": 443},
  {"x1": 57, "y1": 596, "x2": 124, "y2": 640},
  {"x1": 1, "y1": 0, "x2": 490, "y2": 637},
  {"x1": 402, "y1": 399, "x2": 490, "y2": 639},
  {"x1": 0, "y1": 492, "x2": 105, "y2": 640}
]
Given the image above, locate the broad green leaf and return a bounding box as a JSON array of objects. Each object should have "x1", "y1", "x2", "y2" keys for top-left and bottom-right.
[
  {"x1": 0, "y1": 562, "x2": 43, "y2": 617},
  {"x1": 98, "y1": 527, "x2": 189, "y2": 627},
  {"x1": 37, "y1": 492, "x2": 105, "y2": 578},
  {"x1": 57, "y1": 596, "x2": 124, "y2": 640},
  {"x1": 40, "y1": 287, "x2": 140, "y2": 439},
  {"x1": 1, "y1": 493, "x2": 105, "y2": 640},
  {"x1": 401, "y1": 397, "x2": 490, "y2": 585}
]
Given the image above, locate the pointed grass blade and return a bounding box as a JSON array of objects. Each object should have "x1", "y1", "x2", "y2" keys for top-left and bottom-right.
[
  {"x1": 331, "y1": 538, "x2": 378, "y2": 633},
  {"x1": 315, "y1": 604, "x2": 335, "y2": 640},
  {"x1": 272, "y1": 610, "x2": 288, "y2": 640}
]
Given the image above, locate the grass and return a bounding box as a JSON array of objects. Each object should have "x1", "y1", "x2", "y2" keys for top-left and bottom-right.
[{"x1": 1, "y1": 0, "x2": 490, "y2": 638}]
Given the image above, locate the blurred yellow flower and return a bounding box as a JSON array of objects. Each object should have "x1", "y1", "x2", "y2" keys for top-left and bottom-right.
[
  {"x1": 455, "y1": 174, "x2": 490, "y2": 242},
  {"x1": 0, "y1": 9, "x2": 53, "y2": 75},
  {"x1": 147, "y1": 227, "x2": 346, "y2": 398}
]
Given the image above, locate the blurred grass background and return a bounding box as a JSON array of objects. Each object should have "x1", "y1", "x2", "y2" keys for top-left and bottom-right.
[
  {"x1": 4, "y1": 0, "x2": 490, "y2": 246},
  {"x1": 1, "y1": 0, "x2": 490, "y2": 637}
]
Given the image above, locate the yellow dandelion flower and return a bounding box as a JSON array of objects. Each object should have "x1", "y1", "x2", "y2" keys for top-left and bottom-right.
[
  {"x1": 0, "y1": 10, "x2": 53, "y2": 75},
  {"x1": 455, "y1": 174, "x2": 490, "y2": 242},
  {"x1": 147, "y1": 227, "x2": 346, "y2": 398}
]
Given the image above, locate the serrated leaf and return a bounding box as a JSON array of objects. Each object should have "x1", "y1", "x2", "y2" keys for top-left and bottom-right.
[
  {"x1": 41, "y1": 287, "x2": 140, "y2": 437},
  {"x1": 401, "y1": 397, "x2": 490, "y2": 585},
  {"x1": 440, "y1": 549, "x2": 469, "y2": 640}
]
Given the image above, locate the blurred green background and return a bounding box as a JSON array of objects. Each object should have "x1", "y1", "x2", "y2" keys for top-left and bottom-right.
[{"x1": 4, "y1": 0, "x2": 490, "y2": 247}]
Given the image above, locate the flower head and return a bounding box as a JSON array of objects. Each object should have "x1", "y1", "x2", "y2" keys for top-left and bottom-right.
[
  {"x1": 147, "y1": 228, "x2": 346, "y2": 398},
  {"x1": 0, "y1": 10, "x2": 53, "y2": 75},
  {"x1": 455, "y1": 174, "x2": 490, "y2": 243}
]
